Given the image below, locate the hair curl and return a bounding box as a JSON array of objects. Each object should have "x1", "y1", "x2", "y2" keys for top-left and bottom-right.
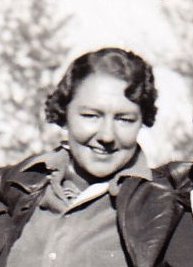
[{"x1": 45, "y1": 48, "x2": 157, "y2": 127}]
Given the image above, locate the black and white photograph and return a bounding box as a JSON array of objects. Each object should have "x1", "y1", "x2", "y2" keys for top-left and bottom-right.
[{"x1": 0, "y1": 1, "x2": 193, "y2": 266}]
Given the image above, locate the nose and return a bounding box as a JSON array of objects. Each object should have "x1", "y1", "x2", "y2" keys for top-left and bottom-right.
[{"x1": 97, "y1": 117, "x2": 115, "y2": 145}]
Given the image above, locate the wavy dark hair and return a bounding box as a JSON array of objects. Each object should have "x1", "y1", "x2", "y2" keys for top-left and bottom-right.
[{"x1": 45, "y1": 48, "x2": 157, "y2": 127}]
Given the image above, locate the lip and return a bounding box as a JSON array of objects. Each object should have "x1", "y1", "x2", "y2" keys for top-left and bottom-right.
[{"x1": 88, "y1": 146, "x2": 118, "y2": 155}]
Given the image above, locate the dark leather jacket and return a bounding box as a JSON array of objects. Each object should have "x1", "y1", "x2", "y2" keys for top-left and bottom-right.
[{"x1": 0, "y1": 146, "x2": 192, "y2": 267}]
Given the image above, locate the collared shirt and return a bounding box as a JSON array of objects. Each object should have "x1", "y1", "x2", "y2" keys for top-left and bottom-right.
[
  {"x1": 7, "y1": 185, "x2": 128, "y2": 267},
  {"x1": 7, "y1": 147, "x2": 152, "y2": 267}
]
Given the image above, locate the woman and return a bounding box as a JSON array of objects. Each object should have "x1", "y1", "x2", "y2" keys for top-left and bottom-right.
[{"x1": 0, "y1": 48, "x2": 192, "y2": 267}]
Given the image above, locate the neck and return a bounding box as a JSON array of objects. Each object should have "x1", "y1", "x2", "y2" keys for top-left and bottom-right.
[{"x1": 72, "y1": 159, "x2": 114, "y2": 189}]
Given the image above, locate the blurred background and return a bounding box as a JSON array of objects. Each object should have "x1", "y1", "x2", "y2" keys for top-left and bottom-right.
[{"x1": 0, "y1": 0, "x2": 192, "y2": 167}]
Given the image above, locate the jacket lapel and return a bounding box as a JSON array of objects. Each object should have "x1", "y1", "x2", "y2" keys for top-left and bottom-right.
[{"x1": 116, "y1": 176, "x2": 184, "y2": 267}]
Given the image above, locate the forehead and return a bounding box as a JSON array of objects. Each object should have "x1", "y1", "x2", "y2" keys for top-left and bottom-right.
[{"x1": 70, "y1": 73, "x2": 139, "y2": 112}]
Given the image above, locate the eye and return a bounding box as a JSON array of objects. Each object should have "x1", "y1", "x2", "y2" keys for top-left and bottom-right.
[
  {"x1": 116, "y1": 116, "x2": 137, "y2": 123},
  {"x1": 80, "y1": 113, "x2": 99, "y2": 119}
]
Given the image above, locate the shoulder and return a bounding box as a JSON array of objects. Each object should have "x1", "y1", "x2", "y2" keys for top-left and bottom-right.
[
  {"x1": 0, "y1": 145, "x2": 69, "y2": 185},
  {"x1": 0, "y1": 145, "x2": 70, "y2": 266},
  {"x1": 116, "y1": 164, "x2": 193, "y2": 267},
  {"x1": 0, "y1": 145, "x2": 70, "y2": 208},
  {"x1": 152, "y1": 161, "x2": 193, "y2": 183},
  {"x1": 161, "y1": 161, "x2": 193, "y2": 266}
]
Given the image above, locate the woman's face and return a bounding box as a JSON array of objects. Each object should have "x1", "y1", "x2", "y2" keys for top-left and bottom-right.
[{"x1": 66, "y1": 73, "x2": 142, "y2": 178}]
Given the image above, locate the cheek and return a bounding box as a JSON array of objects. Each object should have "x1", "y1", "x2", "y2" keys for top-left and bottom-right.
[
  {"x1": 116, "y1": 125, "x2": 141, "y2": 147},
  {"x1": 67, "y1": 119, "x2": 98, "y2": 144}
]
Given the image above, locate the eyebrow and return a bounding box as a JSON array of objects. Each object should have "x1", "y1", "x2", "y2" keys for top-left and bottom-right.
[{"x1": 79, "y1": 106, "x2": 101, "y2": 112}]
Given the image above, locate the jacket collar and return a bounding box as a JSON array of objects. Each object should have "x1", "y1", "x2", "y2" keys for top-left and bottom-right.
[
  {"x1": 118, "y1": 146, "x2": 152, "y2": 180},
  {"x1": 4, "y1": 143, "x2": 152, "y2": 212},
  {"x1": 109, "y1": 146, "x2": 152, "y2": 196}
]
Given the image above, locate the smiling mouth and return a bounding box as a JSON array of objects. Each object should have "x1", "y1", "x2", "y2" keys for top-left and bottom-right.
[{"x1": 89, "y1": 146, "x2": 118, "y2": 155}]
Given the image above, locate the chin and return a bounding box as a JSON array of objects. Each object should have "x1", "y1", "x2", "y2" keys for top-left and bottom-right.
[{"x1": 88, "y1": 167, "x2": 118, "y2": 179}]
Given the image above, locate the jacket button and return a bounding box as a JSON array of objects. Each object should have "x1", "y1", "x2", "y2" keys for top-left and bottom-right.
[{"x1": 48, "y1": 252, "x2": 56, "y2": 260}]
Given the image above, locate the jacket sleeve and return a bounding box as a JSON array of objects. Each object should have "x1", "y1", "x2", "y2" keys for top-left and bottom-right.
[
  {"x1": 0, "y1": 157, "x2": 51, "y2": 267},
  {"x1": 167, "y1": 161, "x2": 193, "y2": 209},
  {"x1": 0, "y1": 166, "x2": 17, "y2": 267}
]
